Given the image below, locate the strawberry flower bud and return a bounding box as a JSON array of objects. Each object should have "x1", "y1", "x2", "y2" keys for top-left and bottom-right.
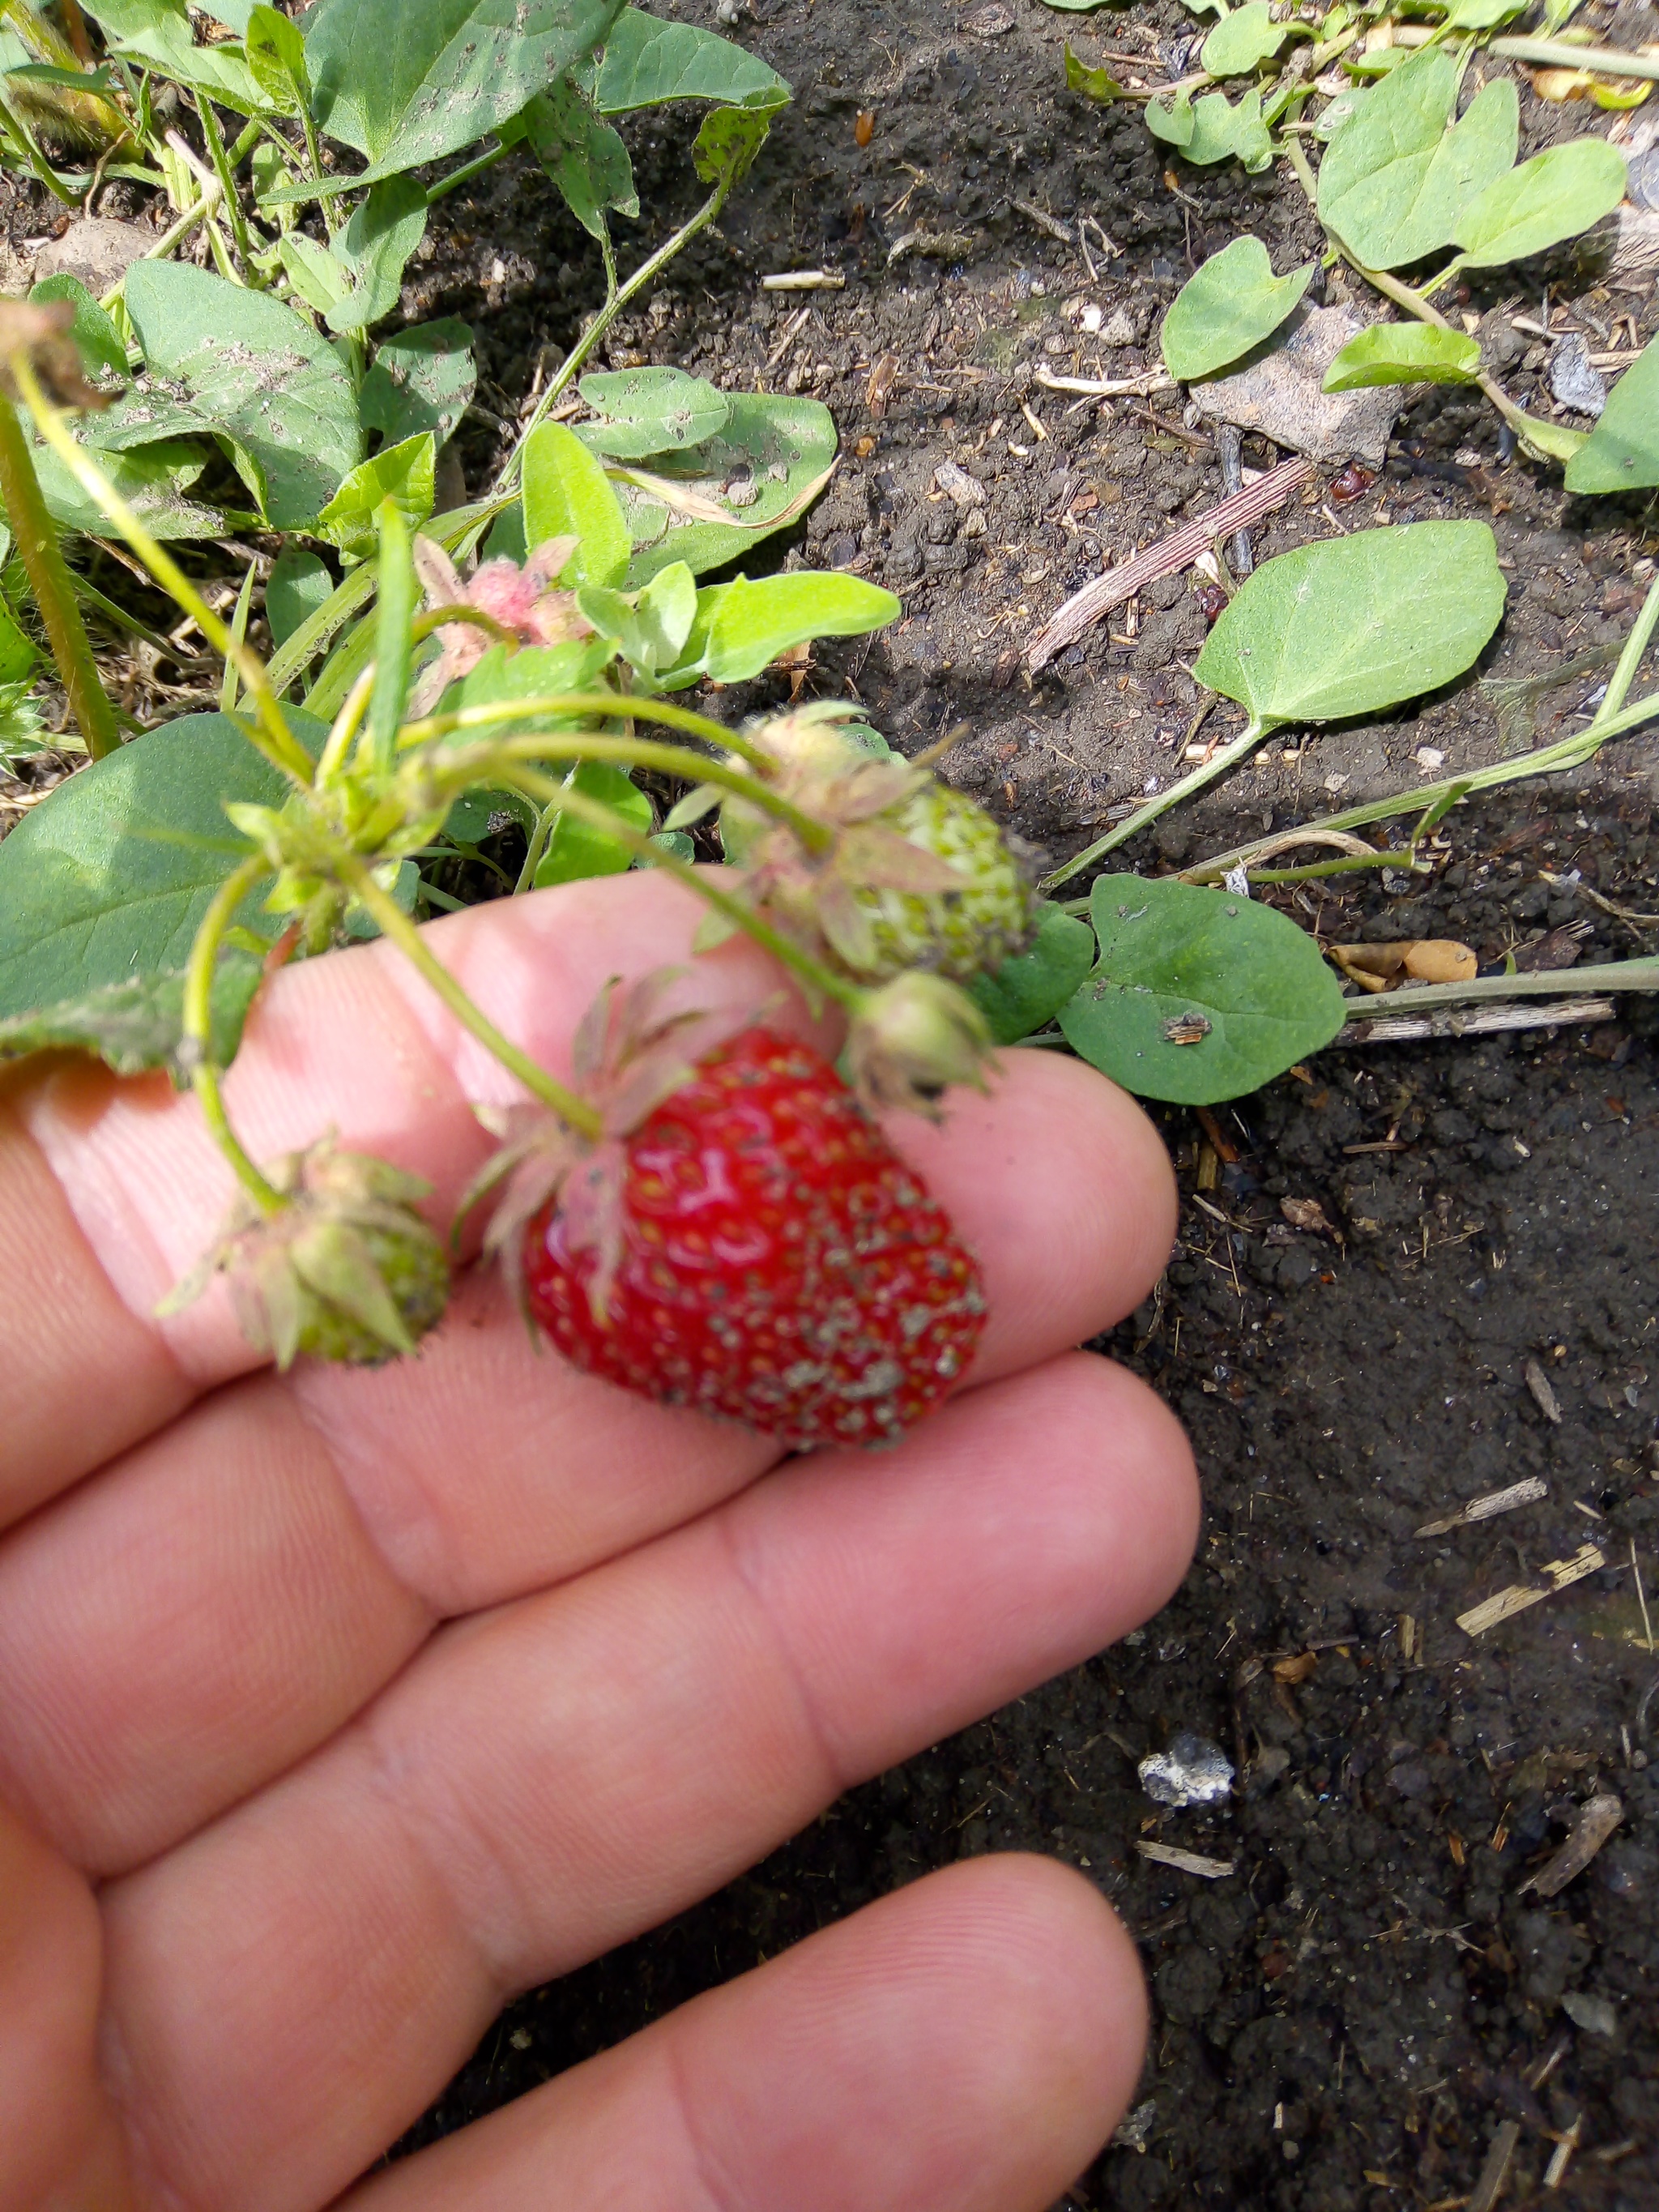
[
  {"x1": 845, "y1": 971, "x2": 996, "y2": 1117},
  {"x1": 160, "y1": 1140, "x2": 449, "y2": 1368}
]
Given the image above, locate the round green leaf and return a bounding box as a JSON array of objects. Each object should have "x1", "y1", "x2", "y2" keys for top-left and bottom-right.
[
  {"x1": 1452, "y1": 135, "x2": 1627, "y2": 269},
  {"x1": 966, "y1": 903, "x2": 1095, "y2": 1045},
  {"x1": 1316, "y1": 53, "x2": 1517, "y2": 271},
  {"x1": 1057, "y1": 875, "x2": 1347, "y2": 1104},
  {"x1": 533, "y1": 760, "x2": 653, "y2": 889},
  {"x1": 1192, "y1": 520, "x2": 1506, "y2": 734},
  {"x1": 1201, "y1": 2, "x2": 1291, "y2": 77},
  {"x1": 578, "y1": 367, "x2": 731, "y2": 460},
  {"x1": 1161, "y1": 237, "x2": 1313, "y2": 383},
  {"x1": 1321, "y1": 321, "x2": 1482, "y2": 391}
]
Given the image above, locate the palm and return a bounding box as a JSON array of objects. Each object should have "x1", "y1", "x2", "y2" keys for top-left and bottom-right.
[{"x1": 0, "y1": 876, "x2": 1193, "y2": 2212}]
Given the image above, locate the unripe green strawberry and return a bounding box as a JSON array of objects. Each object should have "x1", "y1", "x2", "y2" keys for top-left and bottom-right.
[
  {"x1": 161, "y1": 1142, "x2": 450, "y2": 1369},
  {"x1": 855, "y1": 777, "x2": 1034, "y2": 982},
  {"x1": 718, "y1": 708, "x2": 1034, "y2": 985}
]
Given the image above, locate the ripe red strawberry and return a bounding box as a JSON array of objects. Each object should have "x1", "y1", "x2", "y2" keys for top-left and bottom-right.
[{"x1": 518, "y1": 1026, "x2": 987, "y2": 1449}]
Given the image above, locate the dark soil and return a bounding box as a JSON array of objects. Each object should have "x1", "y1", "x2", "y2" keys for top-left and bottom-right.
[
  {"x1": 8, "y1": 0, "x2": 1659, "y2": 2201},
  {"x1": 388, "y1": 3, "x2": 1659, "y2": 2203}
]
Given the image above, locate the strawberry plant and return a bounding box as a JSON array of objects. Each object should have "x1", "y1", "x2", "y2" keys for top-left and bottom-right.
[{"x1": 0, "y1": 294, "x2": 1027, "y2": 1447}]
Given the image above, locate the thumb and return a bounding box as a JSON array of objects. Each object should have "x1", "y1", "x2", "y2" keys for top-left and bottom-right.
[{"x1": 0, "y1": 1796, "x2": 133, "y2": 2210}]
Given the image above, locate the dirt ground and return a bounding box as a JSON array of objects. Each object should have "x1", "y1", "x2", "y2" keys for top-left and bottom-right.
[{"x1": 6, "y1": 0, "x2": 1659, "y2": 2201}]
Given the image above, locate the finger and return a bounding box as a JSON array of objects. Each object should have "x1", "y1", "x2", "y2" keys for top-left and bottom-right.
[
  {"x1": 341, "y1": 1856, "x2": 1144, "y2": 2212},
  {"x1": 0, "y1": 1048, "x2": 1172, "y2": 1876},
  {"x1": 97, "y1": 1353, "x2": 1195, "y2": 2212},
  {"x1": 0, "y1": 1796, "x2": 134, "y2": 2210}
]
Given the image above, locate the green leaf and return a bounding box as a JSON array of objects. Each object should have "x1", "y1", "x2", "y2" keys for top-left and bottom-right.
[
  {"x1": 603, "y1": 391, "x2": 839, "y2": 584},
  {"x1": 267, "y1": 545, "x2": 334, "y2": 647},
  {"x1": 1316, "y1": 53, "x2": 1517, "y2": 269},
  {"x1": 1146, "y1": 87, "x2": 1273, "y2": 171},
  {"x1": 303, "y1": 0, "x2": 625, "y2": 186},
  {"x1": 122, "y1": 263, "x2": 361, "y2": 529},
  {"x1": 1192, "y1": 520, "x2": 1506, "y2": 734},
  {"x1": 244, "y1": 0, "x2": 308, "y2": 112},
  {"x1": 524, "y1": 77, "x2": 638, "y2": 238},
  {"x1": 310, "y1": 433, "x2": 436, "y2": 560},
  {"x1": 522, "y1": 421, "x2": 631, "y2": 587},
  {"x1": 574, "y1": 559, "x2": 697, "y2": 675},
  {"x1": 81, "y1": 0, "x2": 262, "y2": 109},
  {"x1": 1311, "y1": 84, "x2": 1367, "y2": 140},
  {"x1": 693, "y1": 88, "x2": 787, "y2": 188},
  {"x1": 532, "y1": 759, "x2": 652, "y2": 888},
  {"x1": 26, "y1": 438, "x2": 222, "y2": 540},
  {"x1": 1564, "y1": 334, "x2": 1659, "y2": 494},
  {"x1": 0, "y1": 595, "x2": 36, "y2": 684},
  {"x1": 278, "y1": 232, "x2": 350, "y2": 318},
  {"x1": 1321, "y1": 320, "x2": 1482, "y2": 390},
  {"x1": 1451, "y1": 135, "x2": 1627, "y2": 268},
  {"x1": 1063, "y1": 42, "x2": 1124, "y2": 101},
  {"x1": 578, "y1": 366, "x2": 729, "y2": 459},
  {"x1": 360, "y1": 319, "x2": 476, "y2": 450},
  {"x1": 442, "y1": 785, "x2": 537, "y2": 842},
  {"x1": 587, "y1": 8, "x2": 790, "y2": 111},
  {"x1": 1439, "y1": 0, "x2": 1527, "y2": 26},
  {"x1": 1160, "y1": 237, "x2": 1313, "y2": 382},
  {"x1": 0, "y1": 956, "x2": 264, "y2": 1078},
  {"x1": 28, "y1": 272, "x2": 127, "y2": 385},
  {"x1": 451, "y1": 638, "x2": 614, "y2": 737},
  {"x1": 966, "y1": 903, "x2": 1096, "y2": 1046},
  {"x1": 1201, "y1": 2, "x2": 1291, "y2": 76},
  {"x1": 1060, "y1": 875, "x2": 1347, "y2": 1104},
  {"x1": 0, "y1": 707, "x2": 326, "y2": 1076},
  {"x1": 326, "y1": 175, "x2": 429, "y2": 334},
  {"x1": 700, "y1": 571, "x2": 901, "y2": 683},
  {"x1": 0, "y1": 679, "x2": 47, "y2": 758}
]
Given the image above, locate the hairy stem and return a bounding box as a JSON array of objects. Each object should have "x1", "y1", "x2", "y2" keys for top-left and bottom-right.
[
  {"x1": 0, "y1": 382, "x2": 121, "y2": 758},
  {"x1": 458, "y1": 728, "x2": 833, "y2": 851},
  {"x1": 15, "y1": 356, "x2": 313, "y2": 785},
  {"x1": 400, "y1": 687, "x2": 783, "y2": 775},
  {"x1": 505, "y1": 769, "x2": 863, "y2": 1011},
  {"x1": 335, "y1": 856, "x2": 603, "y2": 1137},
  {"x1": 496, "y1": 181, "x2": 730, "y2": 492},
  {"x1": 184, "y1": 855, "x2": 285, "y2": 1214}
]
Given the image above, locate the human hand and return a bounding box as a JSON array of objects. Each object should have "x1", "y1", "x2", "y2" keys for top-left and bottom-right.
[{"x1": 0, "y1": 873, "x2": 1196, "y2": 2212}]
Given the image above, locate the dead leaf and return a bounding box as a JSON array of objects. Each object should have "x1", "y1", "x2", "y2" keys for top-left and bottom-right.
[
  {"x1": 1330, "y1": 939, "x2": 1477, "y2": 989},
  {"x1": 1273, "y1": 1650, "x2": 1319, "y2": 1685},
  {"x1": 1402, "y1": 940, "x2": 1478, "y2": 984},
  {"x1": 1280, "y1": 1196, "x2": 1337, "y2": 1236}
]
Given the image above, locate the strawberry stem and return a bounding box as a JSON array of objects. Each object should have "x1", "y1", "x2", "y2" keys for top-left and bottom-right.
[
  {"x1": 182, "y1": 852, "x2": 287, "y2": 1216},
  {"x1": 502, "y1": 769, "x2": 864, "y2": 1014},
  {"x1": 443, "y1": 728, "x2": 833, "y2": 853},
  {"x1": 335, "y1": 854, "x2": 606, "y2": 1138},
  {"x1": 399, "y1": 690, "x2": 790, "y2": 782}
]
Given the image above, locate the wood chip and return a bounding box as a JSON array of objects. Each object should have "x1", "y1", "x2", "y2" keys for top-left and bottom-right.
[
  {"x1": 1025, "y1": 455, "x2": 1316, "y2": 671},
  {"x1": 760, "y1": 270, "x2": 846, "y2": 291},
  {"x1": 1520, "y1": 1793, "x2": 1623, "y2": 1898},
  {"x1": 1457, "y1": 1544, "x2": 1606, "y2": 1637},
  {"x1": 1346, "y1": 998, "x2": 1616, "y2": 1044},
  {"x1": 1009, "y1": 194, "x2": 1074, "y2": 245},
  {"x1": 1137, "y1": 1841, "x2": 1236, "y2": 1879},
  {"x1": 1416, "y1": 1476, "x2": 1550, "y2": 1538},
  {"x1": 1527, "y1": 1358, "x2": 1565, "y2": 1425},
  {"x1": 1033, "y1": 365, "x2": 1175, "y2": 399},
  {"x1": 1469, "y1": 2120, "x2": 1520, "y2": 2212}
]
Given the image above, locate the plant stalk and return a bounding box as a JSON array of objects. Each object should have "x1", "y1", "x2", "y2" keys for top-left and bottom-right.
[
  {"x1": 1042, "y1": 720, "x2": 1268, "y2": 889},
  {"x1": 496, "y1": 181, "x2": 731, "y2": 492},
  {"x1": 1343, "y1": 958, "x2": 1659, "y2": 1021},
  {"x1": 183, "y1": 853, "x2": 286, "y2": 1215},
  {"x1": 335, "y1": 855, "x2": 603, "y2": 1136},
  {"x1": 0, "y1": 382, "x2": 121, "y2": 758}
]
